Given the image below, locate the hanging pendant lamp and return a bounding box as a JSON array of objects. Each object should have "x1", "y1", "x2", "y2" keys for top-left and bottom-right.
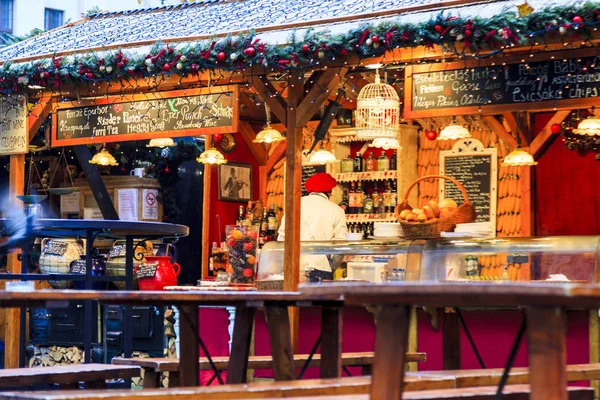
[
  {"x1": 309, "y1": 148, "x2": 337, "y2": 165},
  {"x1": 438, "y1": 117, "x2": 470, "y2": 140},
  {"x1": 197, "y1": 147, "x2": 227, "y2": 165},
  {"x1": 573, "y1": 108, "x2": 600, "y2": 136},
  {"x1": 147, "y1": 138, "x2": 175, "y2": 148},
  {"x1": 501, "y1": 112, "x2": 537, "y2": 166},
  {"x1": 371, "y1": 137, "x2": 401, "y2": 150},
  {"x1": 355, "y1": 69, "x2": 400, "y2": 139},
  {"x1": 253, "y1": 104, "x2": 285, "y2": 144},
  {"x1": 89, "y1": 145, "x2": 118, "y2": 166}
]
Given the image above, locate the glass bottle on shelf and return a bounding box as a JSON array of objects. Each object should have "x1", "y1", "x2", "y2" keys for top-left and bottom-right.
[
  {"x1": 353, "y1": 152, "x2": 363, "y2": 172},
  {"x1": 341, "y1": 154, "x2": 354, "y2": 173},
  {"x1": 244, "y1": 201, "x2": 253, "y2": 228},
  {"x1": 236, "y1": 206, "x2": 245, "y2": 226},
  {"x1": 267, "y1": 204, "x2": 277, "y2": 235},
  {"x1": 383, "y1": 180, "x2": 392, "y2": 215},
  {"x1": 348, "y1": 181, "x2": 356, "y2": 214},
  {"x1": 355, "y1": 181, "x2": 364, "y2": 214},
  {"x1": 209, "y1": 242, "x2": 217, "y2": 276},
  {"x1": 363, "y1": 191, "x2": 374, "y2": 214},
  {"x1": 372, "y1": 182, "x2": 381, "y2": 216},
  {"x1": 365, "y1": 152, "x2": 377, "y2": 172},
  {"x1": 339, "y1": 189, "x2": 349, "y2": 214},
  {"x1": 259, "y1": 208, "x2": 269, "y2": 247},
  {"x1": 389, "y1": 180, "x2": 397, "y2": 213},
  {"x1": 377, "y1": 152, "x2": 390, "y2": 171},
  {"x1": 390, "y1": 150, "x2": 397, "y2": 170}
]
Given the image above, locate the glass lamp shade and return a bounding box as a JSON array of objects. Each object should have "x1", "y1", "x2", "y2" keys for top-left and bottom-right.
[
  {"x1": 197, "y1": 147, "x2": 227, "y2": 165},
  {"x1": 147, "y1": 138, "x2": 175, "y2": 147},
  {"x1": 309, "y1": 149, "x2": 337, "y2": 165},
  {"x1": 502, "y1": 148, "x2": 537, "y2": 166},
  {"x1": 573, "y1": 116, "x2": 600, "y2": 136},
  {"x1": 438, "y1": 122, "x2": 470, "y2": 140},
  {"x1": 371, "y1": 137, "x2": 401, "y2": 150},
  {"x1": 355, "y1": 74, "x2": 400, "y2": 139},
  {"x1": 89, "y1": 148, "x2": 118, "y2": 166},
  {"x1": 253, "y1": 125, "x2": 285, "y2": 144}
]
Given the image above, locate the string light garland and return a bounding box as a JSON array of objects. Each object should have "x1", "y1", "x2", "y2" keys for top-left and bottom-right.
[{"x1": 2, "y1": 3, "x2": 600, "y2": 92}]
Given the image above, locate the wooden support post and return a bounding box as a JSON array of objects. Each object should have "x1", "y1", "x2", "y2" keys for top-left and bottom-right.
[
  {"x1": 518, "y1": 165, "x2": 534, "y2": 237},
  {"x1": 407, "y1": 307, "x2": 418, "y2": 372},
  {"x1": 371, "y1": 305, "x2": 410, "y2": 399},
  {"x1": 526, "y1": 307, "x2": 567, "y2": 400},
  {"x1": 284, "y1": 70, "x2": 304, "y2": 351},
  {"x1": 178, "y1": 305, "x2": 200, "y2": 387},
  {"x1": 589, "y1": 310, "x2": 600, "y2": 399},
  {"x1": 72, "y1": 145, "x2": 119, "y2": 220},
  {"x1": 320, "y1": 306, "x2": 343, "y2": 379},
  {"x1": 443, "y1": 308, "x2": 461, "y2": 370},
  {"x1": 227, "y1": 306, "x2": 256, "y2": 384},
  {"x1": 201, "y1": 158, "x2": 212, "y2": 279},
  {"x1": 265, "y1": 305, "x2": 294, "y2": 381},
  {"x1": 482, "y1": 115, "x2": 518, "y2": 150},
  {"x1": 5, "y1": 154, "x2": 24, "y2": 369},
  {"x1": 398, "y1": 124, "x2": 419, "y2": 207}
]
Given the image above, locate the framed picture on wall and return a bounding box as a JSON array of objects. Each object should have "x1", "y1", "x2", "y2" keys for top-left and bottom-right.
[{"x1": 218, "y1": 162, "x2": 253, "y2": 202}]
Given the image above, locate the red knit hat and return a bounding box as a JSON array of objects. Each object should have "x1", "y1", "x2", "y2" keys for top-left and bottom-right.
[{"x1": 305, "y1": 172, "x2": 337, "y2": 193}]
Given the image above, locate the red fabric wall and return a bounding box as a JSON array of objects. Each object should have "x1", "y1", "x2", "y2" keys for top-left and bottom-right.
[
  {"x1": 207, "y1": 133, "x2": 260, "y2": 250},
  {"x1": 534, "y1": 112, "x2": 600, "y2": 236}
]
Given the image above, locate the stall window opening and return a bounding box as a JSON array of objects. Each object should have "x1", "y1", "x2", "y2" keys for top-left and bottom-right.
[
  {"x1": 0, "y1": 0, "x2": 13, "y2": 34},
  {"x1": 44, "y1": 8, "x2": 63, "y2": 30}
]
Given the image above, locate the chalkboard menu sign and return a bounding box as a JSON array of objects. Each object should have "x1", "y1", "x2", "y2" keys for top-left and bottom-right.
[
  {"x1": 406, "y1": 49, "x2": 600, "y2": 117},
  {"x1": 302, "y1": 164, "x2": 327, "y2": 196},
  {"x1": 52, "y1": 87, "x2": 238, "y2": 147},
  {"x1": 439, "y1": 139, "x2": 497, "y2": 226},
  {"x1": 135, "y1": 263, "x2": 158, "y2": 279}
]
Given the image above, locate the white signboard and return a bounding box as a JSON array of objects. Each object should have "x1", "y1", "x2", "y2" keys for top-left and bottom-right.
[
  {"x1": 117, "y1": 188, "x2": 138, "y2": 221},
  {"x1": 142, "y1": 189, "x2": 158, "y2": 220},
  {"x1": 60, "y1": 191, "x2": 80, "y2": 214},
  {"x1": 0, "y1": 95, "x2": 28, "y2": 155}
]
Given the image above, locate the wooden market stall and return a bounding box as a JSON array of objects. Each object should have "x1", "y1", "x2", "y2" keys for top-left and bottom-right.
[{"x1": 0, "y1": 0, "x2": 599, "y2": 396}]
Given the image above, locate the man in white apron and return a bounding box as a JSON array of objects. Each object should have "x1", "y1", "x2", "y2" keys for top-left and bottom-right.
[{"x1": 278, "y1": 172, "x2": 347, "y2": 280}]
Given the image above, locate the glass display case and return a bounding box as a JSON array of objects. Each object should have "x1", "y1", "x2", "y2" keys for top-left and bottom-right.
[{"x1": 257, "y1": 236, "x2": 600, "y2": 284}]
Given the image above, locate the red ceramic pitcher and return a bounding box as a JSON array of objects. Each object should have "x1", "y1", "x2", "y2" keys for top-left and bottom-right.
[{"x1": 135, "y1": 255, "x2": 180, "y2": 291}]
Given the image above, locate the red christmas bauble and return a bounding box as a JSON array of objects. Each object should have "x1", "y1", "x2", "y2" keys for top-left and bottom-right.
[
  {"x1": 465, "y1": 29, "x2": 472, "y2": 37},
  {"x1": 117, "y1": 62, "x2": 124, "y2": 68},
  {"x1": 371, "y1": 35, "x2": 379, "y2": 43},
  {"x1": 217, "y1": 52, "x2": 226, "y2": 62},
  {"x1": 165, "y1": 167, "x2": 170, "y2": 173},
  {"x1": 191, "y1": 63, "x2": 198, "y2": 71},
  {"x1": 213, "y1": 133, "x2": 223, "y2": 142},
  {"x1": 425, "y1": 130, "x2": 438, "y2": 141},
  {"x1": 434, "y1": 25, "x2": 443, "y2": 33},
  {"x1": 573, "y1": 16, "x2": 583, "y2": 23},
  {"x1": 551, "y1": 123, "x2": 562, "y2": 134},
  {"x1": 43, "y1": 71, "x2": 50, "y2": 78},
  {"x1": 243, "y1": 47, "x2": 256, "y2": 57},
  {"x1": 302, "y1": 44, "x2": 310, "y2": 52},
  {"x1": 122, "y1": 58, "x2": 128, "y2": 64},
  {"x1": 86, "y1": 73, "x2": 93, "y2": 79},
  {"x1": 163, "y1": 63, "x2": 171, "y2": 71}
]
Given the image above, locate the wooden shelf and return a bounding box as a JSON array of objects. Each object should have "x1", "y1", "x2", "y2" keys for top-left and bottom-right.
[
  {"x1": 334, "y1": 170, "x2": 397, "y2": 182},
  {"x1": 346, "y1": 213, "x2": 398, "y2": 223}
]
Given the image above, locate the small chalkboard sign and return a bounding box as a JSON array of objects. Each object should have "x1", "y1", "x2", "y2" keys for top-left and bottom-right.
[
  {"x1": 301, "y1": 164, "x2": 327, "y2": 196},
  {"x1": 70, "y1": 260, "x2": 86, "y2": 274},
  {"x1": 43, "y1": 241, "x2": 68, "y2": 256},
  {"x1": 440, "y1": 139, "x2": 497, "y2": 229},
  {"x1": 135, "y1": 263, "x2": 158, "y2": 279}
]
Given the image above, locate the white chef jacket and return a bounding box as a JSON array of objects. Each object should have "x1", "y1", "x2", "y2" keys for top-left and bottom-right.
[{"x1": 277, "y1": 192, "x2": 348, "y2": 275}]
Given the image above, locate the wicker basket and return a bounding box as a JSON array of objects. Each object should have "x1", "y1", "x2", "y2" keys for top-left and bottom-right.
[
  {"x1": 255, "y1": 280, "x2": 284, "y2": 291},
  {"x1": 397, "y1": 175, "x2": 476, "y2": 239}
]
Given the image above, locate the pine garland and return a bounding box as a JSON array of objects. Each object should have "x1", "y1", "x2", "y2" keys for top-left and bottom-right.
[{"x1": 2, "y1": 2, "x2": 600, "y2": 92}]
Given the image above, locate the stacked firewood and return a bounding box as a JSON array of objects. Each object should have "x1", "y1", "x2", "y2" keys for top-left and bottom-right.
[{"x1": 29, "y1": 345, "x2": 84, "y2": 367}]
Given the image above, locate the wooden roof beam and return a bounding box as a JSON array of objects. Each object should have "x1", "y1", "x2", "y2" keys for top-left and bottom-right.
[
  {"x1": 250, "y1": 75, "x2": 288, "y2": 125},
  {"x1": 265, "y1": 141, "x2": 286, "y2": 173},
  {"x1": 502, "y1": 112, "x2": 531, "y2": 146},
  {"x1": 482, "y1": 115, "x2": 518, "y2": 150},
  {"x1": 530, "y1": 110, "x2": 571, "y2": 160},
  {"x1": 28, "y1": 97, "x2": 52, "y2": 142},
  {"x1": 238, "y1": 121, "x2": 268, "y2": 166},
  {"x1": 296, "y1": 67, "x2": 346, "y2": 128}
]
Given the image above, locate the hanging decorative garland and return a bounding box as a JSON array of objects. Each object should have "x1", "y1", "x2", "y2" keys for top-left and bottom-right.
[{"x1": 2, "y1": 2, "x2": 600, "y2": 92}]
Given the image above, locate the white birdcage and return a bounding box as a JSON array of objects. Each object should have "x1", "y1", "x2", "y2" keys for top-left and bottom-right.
[{"x1": 355, "y1": 71, "x2": 400, "y2": 139}]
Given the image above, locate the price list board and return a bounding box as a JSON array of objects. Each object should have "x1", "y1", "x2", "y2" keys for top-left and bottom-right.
[{"x1": 440, "y1": 140, "x2": 497, "y2": 226}]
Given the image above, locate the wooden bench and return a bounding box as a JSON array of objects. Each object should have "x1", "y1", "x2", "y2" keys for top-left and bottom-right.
[
  {"x1": 113, "y1": 352, "x2": 426, "y2": 388},
  {"x1": 0, "y1": 384, "x2": 593, "y2": 400},
  {"x1": 0, "y1": 375, "x2": 454, "y2": 399},
  {"x1": 410, "y1": 363, "x2": 600, "y2": 388},
  {"x1": 0, "y1": 364, "x2": 140, "y2": 389}
]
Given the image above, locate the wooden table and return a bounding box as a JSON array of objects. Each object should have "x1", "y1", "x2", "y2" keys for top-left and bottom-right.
[
  {"x1": 300, "y1": 282, "x2": 600, "y2": 400},
  {"x1": 0, "y1": 290, "x2": 342, "y2": 387}
]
